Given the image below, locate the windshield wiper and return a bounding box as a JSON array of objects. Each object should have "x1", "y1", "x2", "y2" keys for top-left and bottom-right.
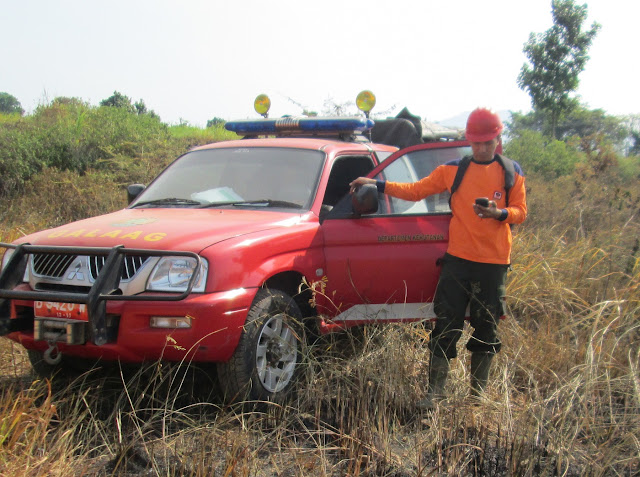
[
  {"x1": 132, "y1": 198, "x2": 203, "y2": 208},
  {"x1": 200, "y1": 199, "x2": 303, "y2": 209}
]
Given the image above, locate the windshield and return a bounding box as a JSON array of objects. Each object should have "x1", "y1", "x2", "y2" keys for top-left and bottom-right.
[{"x1": 131, "y1": 147, "x2": 325, "y2": 210}]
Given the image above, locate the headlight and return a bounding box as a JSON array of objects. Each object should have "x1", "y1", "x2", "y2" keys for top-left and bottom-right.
[{"x1": 146, "y1": 256, "x2": 208, "y2": 293}]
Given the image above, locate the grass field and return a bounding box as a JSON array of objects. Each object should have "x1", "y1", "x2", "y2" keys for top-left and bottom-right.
[{"x1": 0, "y1": 277, "x2": 637, "y2": 476}]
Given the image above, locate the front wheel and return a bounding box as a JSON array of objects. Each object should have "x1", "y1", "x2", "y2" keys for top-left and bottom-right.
[{"x1": 217, "y1": 288, "x2": 303, "y2": 404}]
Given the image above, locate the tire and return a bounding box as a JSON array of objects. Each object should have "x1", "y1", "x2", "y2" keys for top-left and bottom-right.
[{"x1": 217, "y1": 288, "x2": 303, "y2": 404}]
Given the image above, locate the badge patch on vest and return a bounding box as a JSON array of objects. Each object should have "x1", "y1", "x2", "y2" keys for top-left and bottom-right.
[{"x1": 493, "y1": 191, "x2": 503, "y2": 200}]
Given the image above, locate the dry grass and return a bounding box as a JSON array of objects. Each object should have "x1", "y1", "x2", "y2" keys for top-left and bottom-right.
[
  {"x1": 0, "y1": 262, "x2": 637, "y2": 476},
  {"x1": 1, "y1": 172, "x2": 639, "y2": 475}
]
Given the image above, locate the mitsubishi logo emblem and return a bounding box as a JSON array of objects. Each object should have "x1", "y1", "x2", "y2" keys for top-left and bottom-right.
[{"x1": 67, "y1": 263, "x2": 84, "y2": 281}]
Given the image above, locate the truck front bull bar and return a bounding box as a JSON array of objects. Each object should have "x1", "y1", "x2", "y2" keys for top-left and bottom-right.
[{"x1": 0, "y1": 243, "x2": 201, "y2": 346}]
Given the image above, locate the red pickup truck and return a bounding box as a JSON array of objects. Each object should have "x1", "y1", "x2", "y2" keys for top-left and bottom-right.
[{"x1": 0, "y1": 94, "x2": 472, "y2": 403}]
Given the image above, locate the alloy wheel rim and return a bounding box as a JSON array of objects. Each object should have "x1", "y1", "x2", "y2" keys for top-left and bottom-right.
[{"x1": 256, "y1": 314, "x2": 298, "y2": 393}]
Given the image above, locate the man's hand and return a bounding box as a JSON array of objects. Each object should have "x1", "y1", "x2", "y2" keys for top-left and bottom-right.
[
  {"x1": 473, "y1": 200, "x2": 501, "y2": 219},
  {"x1": 349, "y1": 177, "x2": 376, "y2": 193}
]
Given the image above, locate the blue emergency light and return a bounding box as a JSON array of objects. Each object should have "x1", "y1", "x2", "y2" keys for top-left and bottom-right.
[{"x1": 225, "y1": 116, "x2": 375, "y2": 136}]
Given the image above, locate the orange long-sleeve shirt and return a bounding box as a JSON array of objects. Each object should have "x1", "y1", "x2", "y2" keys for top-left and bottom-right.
[{"x1": 383, "y1": 155, "x2": 527, "y2": 264}]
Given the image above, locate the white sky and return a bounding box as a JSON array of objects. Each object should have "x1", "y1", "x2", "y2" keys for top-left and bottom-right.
[{"x1": 1, "y1": 0, "x2": 638, "y2": 126}]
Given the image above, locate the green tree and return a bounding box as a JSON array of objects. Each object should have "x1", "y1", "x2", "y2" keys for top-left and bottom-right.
[
  {"x1": 100, "y1": 91, "x2": 135, "y2": 113},
  {"x1": 206, "y1": 117, "x2": 226, "y2": 128},
  {"x1": 517, "y1": 0, "x2": 600, "y2": 139},
  {"x1": 100, "y1": 92, "x2": 160, "y2": 120},
  {"x1": 134, "y1": 99, "x2": 160, "y2": 119},
  {"x1": 555, "y1": 107, "x2": 625, "y2": 144},
  {"x1": 508, "y1": 106, "x2": 627, "y2": 152},
  {"x1": 134, "y1": 99, "x2": 148, "y2": 115},
  {"x1": 0, "y1": 92, "x2": 24, "y2": 115}
]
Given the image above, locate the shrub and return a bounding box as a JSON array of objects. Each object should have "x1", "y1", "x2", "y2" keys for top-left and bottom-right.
[
  {"x1": 0, "y1": 101, "x2": 172, "y2": 198},
  {"x1": 617, "y1": 154, "x2": 640, "y2": 181},
  {"x1": 505, "y1": 129, "x2": 582, "y2": 179},
  {"x1": 0, "y1": 118, "x2": 42, "y2": 196}
]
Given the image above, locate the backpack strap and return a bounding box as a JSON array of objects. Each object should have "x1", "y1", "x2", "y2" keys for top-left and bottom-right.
[
  {"x1": 494, "y1": 154, "x2": 515, "y2": 206},
  {"x1": 448, "y1": 155, "x2": 472, "y2": 207}
]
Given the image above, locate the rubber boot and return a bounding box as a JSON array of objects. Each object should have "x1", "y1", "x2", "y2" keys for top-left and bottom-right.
[
  {"x1": 417, "y1": 354, "x2": 449, "y2": 410},
  {"x1": 470, "y1": 352, "x2": 494, "y2": 397}
]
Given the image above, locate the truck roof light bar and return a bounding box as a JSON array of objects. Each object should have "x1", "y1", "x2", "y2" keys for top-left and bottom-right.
[{"x1": 225, "y1": 117, "x2": 375, "y2": 137}]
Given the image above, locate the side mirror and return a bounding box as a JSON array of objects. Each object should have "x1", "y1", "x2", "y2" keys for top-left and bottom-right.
[
  {"x1": 127, "y1": 184, "x2": 145, "y2": 204},
  {"x1": 351, "y1": 183, "x2": 379, "y2": 216}
]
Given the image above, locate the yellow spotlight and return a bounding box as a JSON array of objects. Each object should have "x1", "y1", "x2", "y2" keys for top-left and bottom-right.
[
  {"x1": 254, "y1": 94, "x2": 271, "y2": 117},
  {"x1": 356, "y1": 90, "x2": 376, "y2": 115}
]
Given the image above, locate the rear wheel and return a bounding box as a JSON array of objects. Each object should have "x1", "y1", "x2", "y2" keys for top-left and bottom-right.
[{"x1": 217, "y1": 288, "x2": 303, "y2": 404}]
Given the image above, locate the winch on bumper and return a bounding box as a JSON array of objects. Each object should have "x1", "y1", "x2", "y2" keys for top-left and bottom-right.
[{"x1": 34, "y1": 315, "x2": 89, "y2": 345}]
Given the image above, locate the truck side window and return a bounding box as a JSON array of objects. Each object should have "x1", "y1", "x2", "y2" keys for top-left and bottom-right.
[
  {"x1": 376, "y1": 156, "x2": 430, "y2": 214},
  {"x1": 373, "y1": 146, "x2": 472, "y2": 215},
  {"x1": 323, "y1": 156, "x2": 375, "y2": 207}
]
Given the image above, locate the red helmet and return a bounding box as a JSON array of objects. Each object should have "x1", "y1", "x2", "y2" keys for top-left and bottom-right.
[{"x1": 465, "y1": 108, "x2": 503, "y2": 142}]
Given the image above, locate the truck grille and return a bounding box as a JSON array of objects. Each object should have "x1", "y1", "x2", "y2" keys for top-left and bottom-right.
[
  {"x1": 31, "y1": 254, "x2": 149, "y2": 281},
  {"x1": 33, "y1": 254, "x2": 78, "y2": 278},
  {"x1": 89, "y1": 255, "x2": 149, "y2": 281}
]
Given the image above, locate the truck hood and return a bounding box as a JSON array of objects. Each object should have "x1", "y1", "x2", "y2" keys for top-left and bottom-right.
[{"x1": 15, "y1": 208, "x2": 312, "y2": 252}]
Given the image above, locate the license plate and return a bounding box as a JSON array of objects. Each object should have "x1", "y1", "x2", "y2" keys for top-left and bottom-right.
[{"x1": 34, "y1": 301, "x2": 89, "y2": 320}]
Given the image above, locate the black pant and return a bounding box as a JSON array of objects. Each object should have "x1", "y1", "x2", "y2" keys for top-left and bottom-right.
[{"x1": 429, "y1": 253, "x2": 508, "y2": 359}]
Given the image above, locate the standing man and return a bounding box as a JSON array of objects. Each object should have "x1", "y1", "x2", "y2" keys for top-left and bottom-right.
[{"x1": 350, "y1": 108, "x2": 527, "y2": 408}]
